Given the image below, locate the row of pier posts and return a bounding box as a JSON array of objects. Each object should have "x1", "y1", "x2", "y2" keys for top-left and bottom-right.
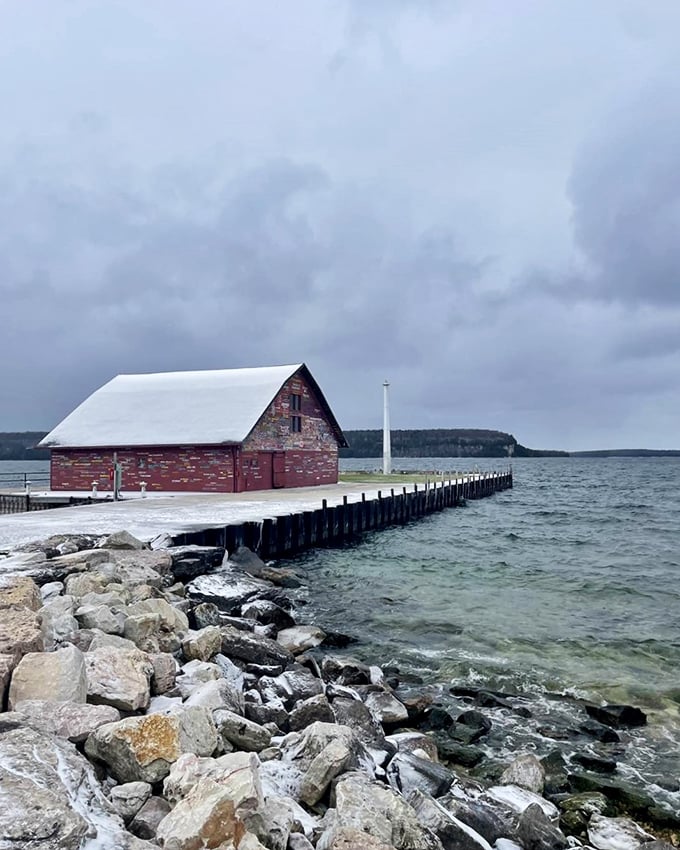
[{"x1": 173, "y1": 470, "x2": 513, "y2": 558}]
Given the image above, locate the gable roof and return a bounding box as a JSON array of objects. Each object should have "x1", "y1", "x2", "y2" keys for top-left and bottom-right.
[{"x1": 39, "y1": 363, "x2": 348, "y2": 449}]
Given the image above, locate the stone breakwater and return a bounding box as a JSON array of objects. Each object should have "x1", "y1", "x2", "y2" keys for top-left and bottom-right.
[{"x1": 0, "y1": 531, "x2": 676, "y2": 850}]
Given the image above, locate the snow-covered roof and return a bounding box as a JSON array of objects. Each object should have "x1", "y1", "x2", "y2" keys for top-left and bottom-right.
[{"x1": 39, "y1": 363, "x2": 346, "y2": 449}]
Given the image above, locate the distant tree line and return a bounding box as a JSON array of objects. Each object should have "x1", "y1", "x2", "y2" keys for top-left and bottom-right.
[
  {"x1": 340, "y1": 429, "x2": 568, "y2": 458},
  {"x1": 0, "y1": 432, "x2": 50, "y2": 460}
]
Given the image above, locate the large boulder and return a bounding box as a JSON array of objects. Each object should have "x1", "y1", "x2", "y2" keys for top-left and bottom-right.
[
  {"x1": 12, "y1": 698, "x2": 121, "y2": 742},
  {"x1": 8, "y1": 643, "x2": 87, "y2": 708},
  {"x1": 187, "y1": 568, "x2": 285, "y2": 614},
  {"x1": 318, "y1": 773, "x2": 443, "y2": 850},
  {"x1": 85, "y1": 646, "x2": 154, "y2": 711},
  {"x1": 0, "y1": 719, "x2": 149, "y2": 849},
  {"x1": 220, "y1": 625, "x2": 293, "y2": 668},
  {"x1": 409, "y1": 790, "x2": 494, "y2": 850},
  {"x1": 585, "y1": 703, "x2": 647, "y2": 729},
  {"x1": 85, "y1": 707, "x2": 218, "y2": 783},
  {"x1": 163, "y1": 751, "x2": 261, "y2": 806}
]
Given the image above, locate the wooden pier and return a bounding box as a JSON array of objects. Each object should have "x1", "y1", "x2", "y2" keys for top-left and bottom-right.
[{"x1": 172, "y1": 470, "x2": 513, "y2": 558}]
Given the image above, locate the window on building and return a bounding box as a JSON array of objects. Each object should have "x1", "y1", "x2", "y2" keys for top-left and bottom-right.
[
  {"x1": 291, "y1": 415, "x2": 302, "y2": 433},
  {"x1": 290, "y1": 393, "x2": 302, "y2": 411}
]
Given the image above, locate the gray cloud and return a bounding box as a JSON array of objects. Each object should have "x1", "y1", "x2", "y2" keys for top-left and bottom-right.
[{"x1": 1, "y1": 0, "x2": 680, "y2": 451}]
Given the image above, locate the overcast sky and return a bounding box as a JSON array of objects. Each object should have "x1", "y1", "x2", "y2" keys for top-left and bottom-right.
[{"x1": 1, "y1": 1, "x2": 679, "y2": 451}]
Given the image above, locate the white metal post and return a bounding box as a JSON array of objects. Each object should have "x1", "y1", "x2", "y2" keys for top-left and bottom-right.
[{"x1": 382, "y1": 380, "x2": 392, "y2": 475}]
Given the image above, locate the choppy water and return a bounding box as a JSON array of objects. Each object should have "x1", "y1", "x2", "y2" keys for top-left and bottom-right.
[{"x1": 287, "y1": 457, "x2": 680, "y2": 813}]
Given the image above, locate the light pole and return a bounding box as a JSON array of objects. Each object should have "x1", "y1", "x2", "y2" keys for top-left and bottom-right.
[{"x1": 383, "y1": 380, "x2": 392, "y2": 475}]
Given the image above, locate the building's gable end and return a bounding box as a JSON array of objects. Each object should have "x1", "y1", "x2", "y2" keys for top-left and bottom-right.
[{"x1": 242, "y1": 365, "x2": 345, "y2": 453}]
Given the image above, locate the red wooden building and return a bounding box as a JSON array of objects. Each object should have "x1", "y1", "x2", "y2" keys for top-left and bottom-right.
[{"x1": 40, "y1": 364, "x2": 348, "y2": 493}]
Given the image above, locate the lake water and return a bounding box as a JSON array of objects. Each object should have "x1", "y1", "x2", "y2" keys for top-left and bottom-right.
[{"x1": 295, "y1": 456, "x2": 680, "y2": 812}]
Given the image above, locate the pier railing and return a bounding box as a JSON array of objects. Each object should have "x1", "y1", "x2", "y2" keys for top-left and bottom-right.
[{"x1": 172, "y1": 469, "x2": 513, "y2": 558}]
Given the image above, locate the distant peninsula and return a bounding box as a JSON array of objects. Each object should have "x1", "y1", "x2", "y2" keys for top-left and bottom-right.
[{"x1": 339, "y1": 429, "x2": 567, "y2": 458}]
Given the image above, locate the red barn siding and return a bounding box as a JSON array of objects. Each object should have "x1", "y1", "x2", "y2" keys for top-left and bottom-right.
[
  {"x1": 51, "y1": 446, "x2": 236, "y2": 493},
  {"x1": 49, "y1": 371, "x2": 341, "y2": 493}
]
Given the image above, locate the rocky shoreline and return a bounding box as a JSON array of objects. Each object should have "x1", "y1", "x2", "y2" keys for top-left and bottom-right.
[{"x1": 0, "y1": 530, "x2": 677, "y2": 850}]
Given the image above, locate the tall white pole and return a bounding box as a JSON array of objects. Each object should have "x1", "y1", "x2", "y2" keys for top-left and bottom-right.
[{"x1": 382, "y1": 380, "x2": 392, "y2": 475}]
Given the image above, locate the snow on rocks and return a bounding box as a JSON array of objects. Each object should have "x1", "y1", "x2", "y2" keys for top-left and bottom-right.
[{"x1": 0, "y1": 536, "x2": 672, "y2": 849}]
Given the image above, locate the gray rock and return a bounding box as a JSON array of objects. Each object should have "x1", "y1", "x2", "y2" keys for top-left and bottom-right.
[
  {"x1": 241, "y1": 599, "x2": 296, "y2": 630},
  {"x1": 0, "y1": 602, "x2": 44, "y2": 661},
  {"x1": 40, "y1": 580, "x2": 64, "y2": 602},
  {"x1": 185, "y1": 678, "x2": 245, "y2": 714},
  {"x1": 221, "y1": 624, "x2": 294, "y2": 667},
  {"x1": 98, "y1": 530, "x2": 147, "y2": 550},
  {"x1": 214, "y1": 708, "x2": 272, "y2": 751},
  {"x1": 168, "y1": 545, "x2": 226, "y2": 581},
  {"x1": 500, "y1": 754, "x2": 545, "y2": 795},
  {"x1": 517, "y1": 803, "x2": 569, "y2": 850},
  {"x1": 259, "y1": 667, "x2": 324, "y2": 708},
  {"x1": 387, "y1": 732, "x2": 439, "y2": 763},
  {"x1": 150, "y1": 651, "x2": 177, "y2": 695},
  {"x1": 76, "y1": 602, "x2": 127, "y2": 634},
  {"x1": 277, "y1": 625, "x2": 327, "y2": 654},
  {"x1": 110, "y1": 781, "x2": 153, "y2": 823},
  {"x1": 440, "y1": 794, "x2": 509, "y2": 846},
  {"x1": 182, "y1": 625, "x2": 222, "y2": 661},
  {"x1": 39, "y1": 594, "x2": 79, "y2": 648},
  {"x1": 409, "y1": 790, "x2": 493, "y2": 850},
  {"x1": 85, "y1": 646, "x2": 154, "y2": 711},
  {"x1": 332, "y1": 696, "x2": 391, "y2": 763},
  {"x1": 229, "y1": 545, "x2": 267, "y2": 575},
  {"x1": 127, "y1": 597, "x2": 189, "y2": 633},
  {"x1": 123, "y1": 612, "x2": 161, "y2": 652},
  {"x1": 187, "y1": 568, "x2": 278, "y2": 613},
  {"x1": 12, "y1": 698, "x2": 120, "y2": 742},
  {"x1": 485, "y1": 786, "x2": 559, "y2": 822},
  {"x1": 289, "y1": 694, "x2": 335, "y2": 731},
  {"x1": 88, "y1": 629, "x2": 138, "y2": 651},
  {"x1": 0, "y1": 575, "x2": 42, "y2": 610},
  {"x1": 364, "y1": 688, "x2": 409, "y2": 724},
  {"x1": 587, "y1": 814, "x2": 653, "y2": 850},
  {"x1": 322, "y1": 655, "x2": 371, "y2": 686},
  {"x1": 176, "y1": 659, "x2": 223, "y2": 696},
  {"x1": 0, "y1": 720, "x2": 142, "y2": 849},
  {"x1": 321, "y1": 772, "x2": 443, "y2": 850},
  {"x1": 193, "y1": 601, "x2": 222, "y2": 628},
  {"x1": 386, "y1": 751, "x2": 454, "y2": 798},
  {"x1": 285, "y1": 721, "x2": 370, "y2": 806},
  {"x1": 8, "y1": 643, "x2": 87, "y2": 708},
  {"x1": 129, "y1": 796, "x2": 172, "y2": 839},
  {"x1": 585, "y1": 703, "x2": 647, "y2": 729},
  {"x1": 85, "y1": 706, "x2": 218, "y2": 783}
]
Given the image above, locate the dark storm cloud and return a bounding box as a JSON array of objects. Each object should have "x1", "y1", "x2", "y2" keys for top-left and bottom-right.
[{"x1": 2, "y1": 0, "x2": 680, "y2": 450}]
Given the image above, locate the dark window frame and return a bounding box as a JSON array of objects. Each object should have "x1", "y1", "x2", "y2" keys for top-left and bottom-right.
[
  {"x1": 291, "y1": 415, "x2": 302, "y2": 433},
  {"x1": 290, "y1": 393, "x2": 302, "y2": 411}
]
